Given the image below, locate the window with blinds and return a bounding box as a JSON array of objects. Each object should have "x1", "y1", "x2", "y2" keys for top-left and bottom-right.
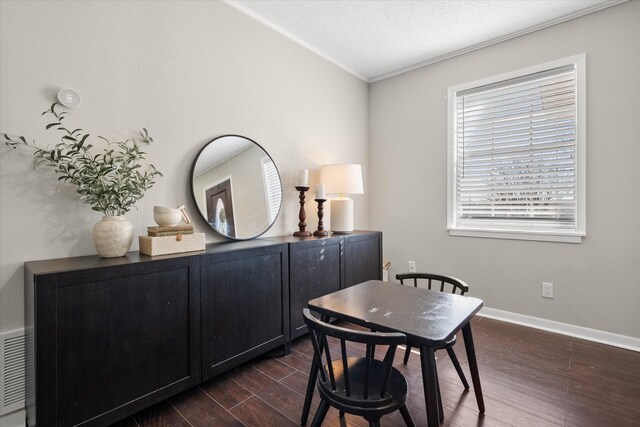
[
  {"x1": 447, "y1": 55, "x2": 586, "y2": 242},
  {"x1": 262, "y1": 156, "x2": 282, "y2": 222}
]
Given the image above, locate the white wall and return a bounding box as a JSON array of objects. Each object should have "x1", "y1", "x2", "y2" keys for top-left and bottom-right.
[
  {"x1": 369, "y1": 1, "x2": 640, "y2": 338},
  {"x1": 0, "y1": 1, "x2": 369, "y2": 333}
]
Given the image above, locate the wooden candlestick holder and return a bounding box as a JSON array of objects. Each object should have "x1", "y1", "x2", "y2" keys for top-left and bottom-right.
[
  {"x1": 293, "y1": 186, "x2": 312, "y2": 237},
  {"x1": 313, "y1": 199, "x2": 328, "y2": 237}
]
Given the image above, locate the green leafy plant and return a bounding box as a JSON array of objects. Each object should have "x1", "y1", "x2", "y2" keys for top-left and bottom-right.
[{"x1": 4, "y1": 103, "x2": 162, "y2": 216}]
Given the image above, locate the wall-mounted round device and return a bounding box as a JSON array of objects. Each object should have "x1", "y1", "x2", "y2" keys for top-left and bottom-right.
[{"x1": 57, "y1": 89, "x2": 81, "y2": 108}]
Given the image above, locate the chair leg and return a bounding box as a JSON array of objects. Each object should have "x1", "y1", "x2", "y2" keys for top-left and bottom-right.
[
  {"x1": 446, "y1": 347, "x2": 470, "y2": 390},
  {"x1": 310, "y1": 400, "x2": 330, "y2": 427},
  {"x1": 399, "y1": 404, "x2": 416, "y2": 427},
  {"x1": 366, "y1": 418, "x2": 381, "y2": 427},
  {"x1": 435, "y1": 366, "x2": 444, "y2": 422},
  {"x1": 339, "y1": 410, "x2": 345, "y2": 418},
  {"x1": 301, "y1": 358, "x2": 319, "y2": 424},
  {"x1": 403, "y1": 345, "x2": 412, "y2": 364},
  {"x1": 303, "y1": 314, "x2": 329, "y2": 425}
]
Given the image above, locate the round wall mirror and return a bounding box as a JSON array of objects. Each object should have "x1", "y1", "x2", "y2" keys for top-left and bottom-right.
[{"x1": 190, "y1": 135, "x2": 283, "y2": 240}]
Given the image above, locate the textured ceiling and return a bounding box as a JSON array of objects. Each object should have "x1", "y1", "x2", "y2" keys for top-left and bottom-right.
[{"x1": 226, "y1": 0, "x2": 624, "y2": 82}]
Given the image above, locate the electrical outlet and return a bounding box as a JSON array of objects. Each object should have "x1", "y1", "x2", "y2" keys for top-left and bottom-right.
[
  {"x1": 408, "y1": 261, "x2": 416, "y2": 273},
  {"x1": 542, "y1": 282, "x2": 554, "y2": 298}
]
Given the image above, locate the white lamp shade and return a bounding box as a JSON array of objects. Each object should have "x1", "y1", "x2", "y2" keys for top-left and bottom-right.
[{"x1": 320, "y1": 164, "x2": 364, "y2": 195}]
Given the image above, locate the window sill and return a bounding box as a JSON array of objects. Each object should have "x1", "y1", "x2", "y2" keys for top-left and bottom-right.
[{"x1": 448, "y1": 228, "x2": 584, "y2": 243}]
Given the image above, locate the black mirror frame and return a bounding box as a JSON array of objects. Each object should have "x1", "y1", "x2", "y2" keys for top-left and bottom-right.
[{"x1": 190, "y1": 134, "x2": 283, "y2": 241}]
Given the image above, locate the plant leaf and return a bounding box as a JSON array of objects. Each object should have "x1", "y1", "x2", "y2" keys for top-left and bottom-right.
[{"x1": 8, "y1": 105, "x2": 162, "y2": 216}]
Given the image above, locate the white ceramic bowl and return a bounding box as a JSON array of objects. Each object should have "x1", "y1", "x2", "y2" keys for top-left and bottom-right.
[{"x1": 153, "y1": 206, "x2": 182, "y2": 226}]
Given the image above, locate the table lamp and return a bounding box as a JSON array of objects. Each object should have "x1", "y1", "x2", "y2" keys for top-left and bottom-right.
[{"x1": 320, "y1": 164, "x2": 364, "y2": 234}]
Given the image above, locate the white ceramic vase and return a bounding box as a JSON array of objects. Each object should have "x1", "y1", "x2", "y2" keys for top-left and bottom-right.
[{"x1": 93, "y1": 216, "x2": 134, "y2": 258}]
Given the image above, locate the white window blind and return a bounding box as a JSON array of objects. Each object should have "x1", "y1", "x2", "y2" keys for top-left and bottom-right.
[
  {"x1": 448, "y1": 55, "x2": 586, "y2": 242},
  {"x1": 262, "y1": 156, "x2": 282, "y2": 222}
]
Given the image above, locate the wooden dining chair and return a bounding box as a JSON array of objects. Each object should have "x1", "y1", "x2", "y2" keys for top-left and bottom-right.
[
  {"x1": 303, "y1": 308, "x2": 416, "y2": 427},
  {"x1": 396, "y1": 273, "x2": 471, "y2": 390}
]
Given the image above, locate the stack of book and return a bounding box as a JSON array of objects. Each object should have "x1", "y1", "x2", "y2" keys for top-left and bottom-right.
[
  {"x1": 147, "y1": 224, "x2": 194, "y2": 237},
  {"x1": 139, "y1": 224, "x2": 205, "y2": 256}
]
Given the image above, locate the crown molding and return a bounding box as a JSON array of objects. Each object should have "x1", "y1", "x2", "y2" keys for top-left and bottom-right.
[
  {"x1": 370, "y1": 0, "x2": 627, "y2": 82},
  {"x1": 224, "y1": 0, "x2": 370, "y2": 82},
  {"x1": 225, "y1": 0, "x2": 627, "y2": 84}
]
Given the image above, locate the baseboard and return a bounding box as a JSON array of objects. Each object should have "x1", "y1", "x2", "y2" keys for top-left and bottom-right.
[
  {"x1": 0, "y1": 408, "x2": 25, "y2": 427},
  {"x1": 478, "y1": 307, "x2": 640, "y2": 352}
]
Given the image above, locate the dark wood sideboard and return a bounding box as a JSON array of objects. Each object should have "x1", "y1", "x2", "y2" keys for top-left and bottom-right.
[{"x1": 24, "y1": 230, "x2": 382, "y2": 427}]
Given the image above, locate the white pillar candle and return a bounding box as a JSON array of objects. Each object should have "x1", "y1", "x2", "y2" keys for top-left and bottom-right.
[
  {"x1": 297, "y1": 169, "x2": 309, "y2": 187},
  {"x1": 315, "y1": 183, "x2": 326, "y2": 200}
]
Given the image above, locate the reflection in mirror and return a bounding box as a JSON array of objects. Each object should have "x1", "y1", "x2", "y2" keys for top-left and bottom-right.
[{"x1": 191, "y1": 135, "x2": 282, "y2": 240}]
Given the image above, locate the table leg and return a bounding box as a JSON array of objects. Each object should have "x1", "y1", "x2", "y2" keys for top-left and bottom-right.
[
  {"x1": 462, "y1": 322, "x2": 485, "y2": 413},
  {"x1": 301, "y1": 313, "x2": 330, "y2": 425},
  {"x1": 419, "y1": 345, "x2": 440, "y2": 427}
]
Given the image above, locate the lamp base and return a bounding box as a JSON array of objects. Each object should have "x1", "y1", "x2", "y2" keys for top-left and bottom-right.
[{"x1": 329, "y1": 197, "x2": 354, "y2": 234}]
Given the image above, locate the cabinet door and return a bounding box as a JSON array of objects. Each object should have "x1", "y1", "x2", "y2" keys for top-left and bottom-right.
[
  {"x1": 50, "y1": 256, "x2": 200, "y2": 427},
  {"x1": 289, "y1": 237, "x2": 343, "y2": 339},
  {"x1": 201, "y1": 245, "x2": 287, "y2": 380},
  {"x1": 344, "y1": 232, "x2": 382, "y2": 288}
]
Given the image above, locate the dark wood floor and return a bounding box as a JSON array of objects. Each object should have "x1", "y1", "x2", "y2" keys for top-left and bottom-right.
[{"x1": 110, "y1": 317, "x2": 640, "y2": 427}]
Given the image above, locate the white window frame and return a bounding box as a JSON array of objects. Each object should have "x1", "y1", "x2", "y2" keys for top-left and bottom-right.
[
  {"x1": 261, "y1": 155, "x2": 282, "y2": 222},
  {"x1": 447, "y1": 54, "x2": 586, "y2": 243}
]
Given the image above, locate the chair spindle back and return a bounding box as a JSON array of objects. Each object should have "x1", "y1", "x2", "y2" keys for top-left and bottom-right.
[
  {"x1": 396, "y1": 273, "x2": 469, "y2": 295},
  {"x1": 303, "y1": 309, "x2": 405, "y2": 402}
]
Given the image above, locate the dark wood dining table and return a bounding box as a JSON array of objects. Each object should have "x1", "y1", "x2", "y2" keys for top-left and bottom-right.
[{"x1": 301, "y1": 280, "x2": 485, "y2": 427}]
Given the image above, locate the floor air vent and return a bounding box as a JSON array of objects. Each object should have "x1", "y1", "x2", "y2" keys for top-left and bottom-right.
[{"x1": 0, "y1": 329, "x2": 25, "y2": 415}]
